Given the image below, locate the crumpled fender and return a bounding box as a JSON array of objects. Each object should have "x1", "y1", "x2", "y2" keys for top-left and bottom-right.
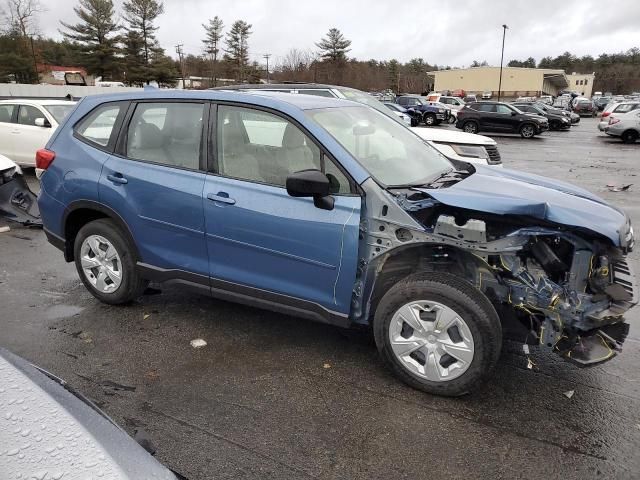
[
  {"x1": 0, "y1": 172, "x2": 42, "y2": 226},
  {"x1": 419, "y1": 165, "x2": 627, "y2": 246}
]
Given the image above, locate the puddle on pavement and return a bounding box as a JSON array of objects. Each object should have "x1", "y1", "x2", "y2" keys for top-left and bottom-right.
[{"x1": 43, "y1": 304, "x2": 84, "y2": 320}]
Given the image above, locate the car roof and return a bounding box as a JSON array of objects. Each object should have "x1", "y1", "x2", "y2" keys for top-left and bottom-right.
[
  {"x1": 76, "y1": 89, "x2": 357, "y2": 111},
  {"x1": 0, "y1": 99, "x2": 76, "y2": 106}
]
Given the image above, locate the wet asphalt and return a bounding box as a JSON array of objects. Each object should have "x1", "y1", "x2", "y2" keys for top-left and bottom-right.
[{"x1": 1, "y1": 117, "x2": 639, "y2": 479}]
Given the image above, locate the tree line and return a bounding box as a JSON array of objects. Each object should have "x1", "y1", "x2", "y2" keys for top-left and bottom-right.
[{"x1": 1, "y1": 0, "x2": 639, "y2": 94}]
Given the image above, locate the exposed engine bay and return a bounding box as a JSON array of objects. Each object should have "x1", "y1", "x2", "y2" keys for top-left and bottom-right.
[
  {"x1": 0, "y1": 157, "x2": 41, "y2": 226},
  {"x1": 355, "y1": 177, "x2": 638, "y2": 366}
]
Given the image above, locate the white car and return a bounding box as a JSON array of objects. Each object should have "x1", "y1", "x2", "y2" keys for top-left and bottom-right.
[
  {"x1": 411, "y1": 127, "x2": 502, "y2": 166},
  {"x1": 0, "y1": 99, "x2": 76, "y2": 167},
  {"x1": 598, "y1": 102, "x2": 640, "y2": 131},
  {"x1": 604, "y1": 109, "x2": 640, "y2": 143}
]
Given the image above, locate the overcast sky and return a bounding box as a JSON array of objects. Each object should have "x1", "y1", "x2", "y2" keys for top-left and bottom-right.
[{"x1": 40, "y1": 0, "x2": 640, "y2": 68}]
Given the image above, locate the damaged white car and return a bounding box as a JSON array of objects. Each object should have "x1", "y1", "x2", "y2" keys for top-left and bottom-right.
[{"x1": 0, "y1": 153, "x2": 41, "y2": 226}]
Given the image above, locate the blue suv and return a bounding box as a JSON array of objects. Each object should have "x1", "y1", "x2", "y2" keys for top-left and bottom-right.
[{"x1": 38, "y1": 90, "x2": 637, "y2": 396}]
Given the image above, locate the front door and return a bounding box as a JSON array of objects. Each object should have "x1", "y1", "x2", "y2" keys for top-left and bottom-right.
[
  {"x1": 203, "y1": 104, "x2": 361, "y2": 316},
  {"x1": 99, "y1": 100, "x2": 209, "y2": 277}
]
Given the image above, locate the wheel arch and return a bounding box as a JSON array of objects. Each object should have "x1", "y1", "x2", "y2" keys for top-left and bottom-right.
[
  {"x1": 61, "y1": 201, "x2": 140, "y2": 262},
  {"x1": 358, "y1": 243, "x2": 496, "y2": 326}
]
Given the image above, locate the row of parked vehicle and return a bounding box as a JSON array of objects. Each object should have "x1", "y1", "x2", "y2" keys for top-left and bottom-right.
[{"x1": 599, "y1": 99, "x2": 640, "y2": 143}]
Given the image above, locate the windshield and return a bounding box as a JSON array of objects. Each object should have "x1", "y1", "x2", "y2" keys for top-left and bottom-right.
[
  {"x1": 44, "y1": 104, "x2": 75, "y2": 123},
  {"x1": 307, "y1": 106, "x2": 452, "y2": 187}
]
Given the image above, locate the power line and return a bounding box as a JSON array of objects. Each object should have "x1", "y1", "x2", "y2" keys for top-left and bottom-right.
[
  {"x1": 175, "y1": 43, "x2": 186, "y2": 87},
  {"x1": 263, "y1": 53, "x2": 271, "y2": 84}
]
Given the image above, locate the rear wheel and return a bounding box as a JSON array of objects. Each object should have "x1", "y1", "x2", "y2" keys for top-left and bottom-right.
[
  {"x1": 74, "y1": 219, "x2": 147, "y2": 305},
  {"x1": 520, "y1": 124, "x2": 536, "y2": 138},
  {"x1": 462, "y1": 121, "x2": 479, "y2": 134},
  {"x1": 423, "y1": 113, "x2": 436, "y2": 126},
  {"x1": 448, "y1": 115, "x2": 457, "y2": 124},
  {"x1": 373, "y1": 273, "x2": 502, "y2": 396},
  {"x1": 621, "y1": 130, "x2": 639, "y2": 144}
]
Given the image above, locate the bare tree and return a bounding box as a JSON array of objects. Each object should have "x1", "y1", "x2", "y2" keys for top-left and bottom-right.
[{"x1": 3, "y1": 0, "x2": 43, "y2": 36}]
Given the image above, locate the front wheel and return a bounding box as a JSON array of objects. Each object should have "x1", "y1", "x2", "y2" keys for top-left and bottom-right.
[
  {"x1": 373, "y1": 273, "x2": 502, "y2": 396},
  {"x1": 74, "y1": 219, "x2": 148, "y2": 305},
  {"x1": 520, "y1": 124, "x2": 536, "y2": 138},
  {"x1": 448, "y1": 115, "x2": 457, "y2": 124},
  {"x1": 423, "y1": 113, "x2": 436, "y2": 126}
]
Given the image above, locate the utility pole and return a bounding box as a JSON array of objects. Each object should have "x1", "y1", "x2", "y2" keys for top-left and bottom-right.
[
  {"x1": 498, "y1": 24, "x2": 508, "y2": 102},
  {"x1": 175, "y1": 44, "x2": 186, "y2": 88},
  {"x1": 29, "y1": 36, "x2": 39, "y2": 84},
  {"x1": 263, "y1": 53, "x2": 271, "y2": 84}
]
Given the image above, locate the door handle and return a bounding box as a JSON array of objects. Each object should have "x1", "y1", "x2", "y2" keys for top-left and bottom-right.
[
  {"x1": 107, "y1": 173, "x2": 128, "y2": 185},
  {"x1": 10, "y1": 130, "x2": 20, "y2": 134},
  {"x1": 207, "y1": 192, "x2": 236, "y2": 205}
]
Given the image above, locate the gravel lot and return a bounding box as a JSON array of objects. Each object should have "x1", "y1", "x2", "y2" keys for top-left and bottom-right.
[{"x1": 1, "y1": 117, "x2": 639, "y2": 479}]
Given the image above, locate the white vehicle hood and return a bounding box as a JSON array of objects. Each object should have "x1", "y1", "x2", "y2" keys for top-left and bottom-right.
[
  {"x1": 410, "y1": 127, "x2": 496, "y2": 146},
  {"x1": 0, "y1": 153, "x2": 21, "y2": 174}
]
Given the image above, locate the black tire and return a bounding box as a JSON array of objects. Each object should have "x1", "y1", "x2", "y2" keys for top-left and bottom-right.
[
  {"x1": 462, "y1": 121, "x2": 479, "y2": 134},
  {"x1": 73, "y1": 218, "x2": 148, "y2": 305},
  {"x1": 621, "y1": 130, "x2": 638, "y2": 144},
  {"x1": 410, "y1": 118, "x2": 419, "y2": 127},
  {"x1": 520, "y1": 123, "x2": 536, "y2": 138},
  {"x1": 448, "y1": 115, "x2": 457, "y2": 124},
  {"x1": 549, "y1": 120, "x2": 559, "y2": 130},
  {"x1": 423, "y1": 113, "x2": 436, "y2": 126},
  {"x1": 373, "y1": 272, "x2": 502, "y2": 396}
]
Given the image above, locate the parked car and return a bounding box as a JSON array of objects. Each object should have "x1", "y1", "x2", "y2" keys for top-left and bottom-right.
[
  {"x1": 438, "y1": 96, "x2": 466, "y2": 110},
  {"x1": 528, "y1": 101, "x2": 580, "y2": 125},
  {"x1": 463, "y1": 94, "x2": 478, "y2": 103},
  {"x1": 604, "y1": 110, "x2": 640, "y2": 143},
  {"x1": 0, "y1": 153, "x2": 40, "y2": 225},
  {"x1": 573, "y1": 99, "x2": 596, "y2": 117},
  {"x1": 384, "y1": 102, "x2": 419, "y2": 126},
  {"x1": 0, "y1": 348, "x2": 182, "y2": 479},
  {"x1": 410, "y1": 127, "x2": 502, "y2": 166},
  {"x1": 218, "y1": 83, "x2": 495, "y2": 166},
  {"x1": 538, "y1": 95, "x2": 553, "y2": 105},
  {"x1": 595, "y1": 96, "x2": 612, "y2": 111},
  {"x1": 0, "y1": 99, "x2": 76, "y2": 167},
  {"x1": 38, "y1": 90, "x2": 636, "y2": 396},
  {"x1": 396, "y1": 95, "x2": 450, "y2": 126},
  {"x1": 456, "y1": 101, "x2": 549, "y2": 138},
  {"x1": 427, "y1": 101, "x2": 457, "y2": 124},
  {"x1": 512, "y1": 102, "x2": 571, "y2": 130},
  {"x1": 481, "y1": 91, "x2": 492, "y2": 100},
  {"x1": 598, "y1": 102, "x2": 640, "y2": 131}
]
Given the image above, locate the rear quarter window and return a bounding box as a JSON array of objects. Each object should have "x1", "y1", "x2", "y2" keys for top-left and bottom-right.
[{"x1": 75, "y1": 102, "x2": 127, "y2": 149}]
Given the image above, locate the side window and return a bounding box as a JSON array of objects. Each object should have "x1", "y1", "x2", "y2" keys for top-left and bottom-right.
[
  {"x1": 476, "y1": 103, "x2": 495, "y2": 112},
  {"x1": 0, "y1": 104, "x2": 16, "y2": 123},
  {"x1": 76, "y1": 103, "x2": 124, "y2": 147},
  {"x1": 17, "y1": 105, "x2": 44, "y2": 126},
  {"x1": 217, "y1": 105, "x2": 351, "y2": 194},
  {"x1": 218, "y1": 105, "x2": 320, "y2": 187},
  {"x1": 495, "y1": 104, "x2": 512, "y2": 114},
  {"x1": 126, "y1": 102, "x2": 204, "y2": 170}
]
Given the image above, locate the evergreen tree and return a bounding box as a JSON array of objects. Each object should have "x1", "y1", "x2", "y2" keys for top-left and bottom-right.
[
  {"x1": 122, "y1": 0, "x2": 163, "y2": 64},
  {"x1": 224, "y1": 20, "x2": 251, "y2": 82},
  {"x1": 60, "y1": 0, "x2": 120, "y2": 79},
  {"x1": 316, "y1": 28, "x2": 351, "y2": 62},
  {"x1": 202, "y1": 16, "x2": 223, "y2": 85}
]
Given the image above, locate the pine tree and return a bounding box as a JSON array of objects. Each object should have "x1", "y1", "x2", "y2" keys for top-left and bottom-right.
[
  {"x1": 202, "y1": 16, "x2": 223, "y2": 86},
  {"x1": 122, "y1": 0, "x2": 163, "y2": 64},
  {"x1": 316, "y1": 28, "x2": 351, "y2": 62},
  {"x1": 224, "y1": 20, "x2": 251, "y2": 82},
  {"x1": 60, "y1": 0, "x2": 120, "y2": 79}
]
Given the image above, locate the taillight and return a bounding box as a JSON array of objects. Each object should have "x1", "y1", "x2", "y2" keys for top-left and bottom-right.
[
  {"x1": 35, "y1": 149, "x2": 55, "y2": 170},
  {"x1": 609, "y1": 117, "x2": 620, "y2": 125},
  {"x1": 602, "y1": 111, "x2": 610, "y2": 118}
]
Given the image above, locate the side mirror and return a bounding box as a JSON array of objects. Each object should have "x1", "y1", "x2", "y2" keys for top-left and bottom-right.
[
  {"x1": 286, "y1": 169, "x2": 334, "y2": 211},
  {"x1": 511, "y1": 111, "x2": 517, "y2": 116},
  {"x1": 35, "y1": 118, "x2": 51, "y2": 128}
]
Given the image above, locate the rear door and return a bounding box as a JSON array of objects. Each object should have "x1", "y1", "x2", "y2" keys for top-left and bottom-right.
[
  {"x1": 99, "y1": 100, "x2": 209, "y2": 278},
  {"x1": 0, "y1": 103, "x2": 17, "y2": 161},
  {"x1": 474, "y1": 103, "x2": 498, "y2": 130},
  {"x1": 203, "y1": 104, "x2": 361, "y2": 316},
  {"x1": 13, "y1": 104, "x2": 51, "y2": 166}
]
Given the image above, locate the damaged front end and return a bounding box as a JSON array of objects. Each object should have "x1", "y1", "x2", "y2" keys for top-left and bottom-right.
[
  {"x1": 355, "y1": 169, "x2": 637, "y2": 367},
  {"x1": 0, "y1": 157, "x2": 41, "y2": 226}
]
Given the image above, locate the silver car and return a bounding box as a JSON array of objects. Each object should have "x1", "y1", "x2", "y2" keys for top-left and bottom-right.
[
  {"x1": 604, "y1": 109, "x2": 640, "y2": 143},
  {"x1": 599, "y1": 102, "x2": 640, "y2": 131}
]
